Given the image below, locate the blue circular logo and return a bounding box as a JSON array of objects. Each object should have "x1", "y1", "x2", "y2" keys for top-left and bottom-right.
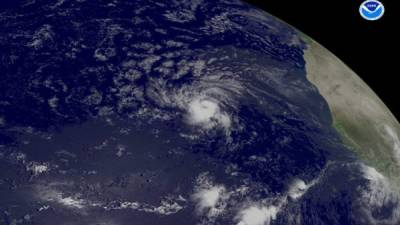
[{"x1": 359, "y1": 0, "x2": 385, "y2": 21}]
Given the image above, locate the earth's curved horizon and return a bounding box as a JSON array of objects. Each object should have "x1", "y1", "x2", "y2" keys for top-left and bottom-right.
[{"x1": 0, "y1": 0, "x2": 399, "y2": 225}]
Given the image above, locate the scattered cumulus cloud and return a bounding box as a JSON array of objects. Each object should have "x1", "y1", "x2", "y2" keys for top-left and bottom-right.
[
  {"x1": 26, "y1": 161, "x2": 50, "y2": 176},
  {"x1": 37, "y1": 188, "x2": 86, "y2": 210},
  {"x1": 191, "y1": 173, "x2": 231, "y2": 221},
  {"x1": 192, "y1": 185, "x2": 226, "y2": 213},
  {"x1": 236, "y1": 205, "x2": 279, "y2": 225},
  {"x1": 191, "y1": 172, "x2": 319, "y2": 225},
  {"x1": 358, "y1": 164, "x2": 400, "y2": 225},
  {"x1": 234, "y1": 177, "x2": 318, "y2": 225},
  {"x1": 34, "y1": 182, "x2": 186, "y2": 216},
  {"x1": 288, "y1": 178, "x2": 315, "y2": 201}
]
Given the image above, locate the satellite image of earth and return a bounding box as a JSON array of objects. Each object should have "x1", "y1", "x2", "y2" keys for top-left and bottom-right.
[{"x1": 1, "y1": 0, "x2": 400, "y2": 225}]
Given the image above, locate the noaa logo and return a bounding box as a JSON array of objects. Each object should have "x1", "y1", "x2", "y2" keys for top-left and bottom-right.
[{"x1": 359, "y1": 0, "x2": 385, "y2": 20}]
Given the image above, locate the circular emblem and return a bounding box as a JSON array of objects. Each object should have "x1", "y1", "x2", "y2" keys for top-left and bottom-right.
[{"x1": 359, "y1": 0, "x2": 385, "y2": 21}]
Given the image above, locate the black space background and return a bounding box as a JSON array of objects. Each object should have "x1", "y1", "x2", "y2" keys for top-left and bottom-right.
[{"x1": 244, "y1": 0, "x2": 398, "y2": 120}]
